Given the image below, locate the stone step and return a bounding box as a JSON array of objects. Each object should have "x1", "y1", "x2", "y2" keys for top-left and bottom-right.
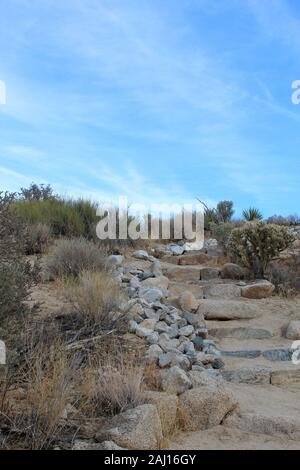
[
  {"x1": 203, "y1": 283, "x2": 241, "y2": 299},
  {"x1": 211, "y1": 348, "x2": 292, "y2": 361},
  {"x1": 225, "y1": 412, "x2": 300, "y2": 441},
  {"x1": 222, "y1": 366, "x2": 300, "y2": 387},
  {"x1": 198, "y1": 299, "x2": 260, "y2": 320},
  {"x1": 209, "y1": 327, "x2": 273, "y2": 340}
]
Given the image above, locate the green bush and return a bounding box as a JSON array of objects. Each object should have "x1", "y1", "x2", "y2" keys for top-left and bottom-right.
[
  {"x1": 0, "y1": 192, "x2": 37, "y2": 325},
  {"x1": 11, "y1": 198, "x2": 98, "y2": 238},
  {"x1": 210, "y1": 222, "x2": 234, "y2": 253},
  {"x1": 242, "y1": 207, "x2": 263, "y2": 221},
  {"x1": 227, "y1": 221, "x2": 295, "y2": 278},
  {"x1": 45, "y1": 238, "x2": 107, "y2": 278}
]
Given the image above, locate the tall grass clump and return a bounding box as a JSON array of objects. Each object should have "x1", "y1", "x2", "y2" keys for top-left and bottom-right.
[
  {"x1": 65, "y1": 270, "x2": 124, "y2": 329},
  {"x1": 45, "y1": 238, "x2": 107, "y2": 279}
]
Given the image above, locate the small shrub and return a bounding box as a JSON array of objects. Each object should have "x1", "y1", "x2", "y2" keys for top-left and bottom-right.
[
  {"x1": 216, "y1": 200, "x2": 234, "y2": 223},
  {"x1": 24, "y1": 223, "x2": 51, "y2": 254},
  {"x1": 80, "y1": 355, "x2": 144, "y2": 417},
  {"x1": 45, "y1": 238, "x2": 106, "y2": 278},
  {"x1": 210, "y1": 222, "x2": 234, "y2": 253},
  {"x1": 65, "y1": 270, "x2": 124, "y2": 328},
  {"x1": 1, "y1": 339, "x2": 79, "y2": 450},
  {"x1": 19, "y1": 182, "x2": 55, "y2": 201},
  {"x1": 228, "y1": 222, "x2": 295, "y2": 278}
]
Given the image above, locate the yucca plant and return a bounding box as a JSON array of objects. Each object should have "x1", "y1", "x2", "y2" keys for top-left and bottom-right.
[{"x1": 242, "y1": 207, "x2": 263, "y2": 221}]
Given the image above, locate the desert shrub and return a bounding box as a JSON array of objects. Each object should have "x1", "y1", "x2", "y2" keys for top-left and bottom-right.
[
  {"x1": 227, "y1": 222, "x2": 295, "y2": 278},
  {"x1": 65, "y1": 270, "x2": 124, "y2": 329},
  {"x1": 242, "y1": 207, "x2": 263, "y2": 221},
  {"x1": 19, "y1": 182, "x2": 55, "y2": 201},
  {"x1": 210, "y1": 222, "x2": 234, "y2": 253},
  {"x1": 0, "y1": 192, "x2": 37, "y2": 327},
  {"x1": 45, "y1": 238, "x2": 106, "y2": 278},
  {"x1": 11, "y1": 199, "x2": 85, "y2": 237},
  {"x1": 24, "y1": 223, "x2": 51, "y2": 255},
  {"x1": 79, "y1": 354, "x2": 144, "y2": 417},
  {"x1": 216, "y1": 200, "x2": 234, "y2": 223},
  {"x1": 0, "y1": 339, "x2": 79, "y2": 450},
  {"x1": 267, "y1": 214, "x2": 300, "y2": 226}
]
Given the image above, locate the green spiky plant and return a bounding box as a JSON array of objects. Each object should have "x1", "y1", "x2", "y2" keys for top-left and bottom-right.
[{"x1": 242, "y1": 207, "x2": 263, "y2": 222}]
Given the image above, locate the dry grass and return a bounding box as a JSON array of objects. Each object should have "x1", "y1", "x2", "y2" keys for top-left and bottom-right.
[
  {"x1": 79, "y1": 352, "x2": 145, "y2": 417},
  {"x1": 64, "y1": 270, "x2": 124, "y2": 329},
  {"x1": 0, "y1": 339, "x2": 80, "y2": 449},
  {"x1": 45, "y1": 237, "x2": 107, "y2": 279}
]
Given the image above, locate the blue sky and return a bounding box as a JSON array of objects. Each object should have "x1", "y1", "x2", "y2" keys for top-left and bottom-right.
[{"x1": 0, "y1": 0, "x2": 299, "y2": 217}]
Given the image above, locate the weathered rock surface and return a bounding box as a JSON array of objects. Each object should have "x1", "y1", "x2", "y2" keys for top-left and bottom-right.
[
  {"x1": 286, "y1": 321, "x2": 300, "y2": 340},
  {"x1": 197, "y1": 299, "x2": 260, "y2": 320},
  {"x1": 209, "y1": 327, "x2": 272, "y2": 340},
  {"x1": 222, "y1": 367, "x2": 272, "y2": 385},
  {"x1": 179, "y1": 382, "x2": 237, "y2": 431},
  {"x1": 165, "y1": 266, "x2": 201, "y2": 282},
  {"x1": 96, "y1": 404, "x2": 163, "y2": 450},
  {"x1": 142, "y1": 391, "x2": 178, "y2": 437},
  {"x1": 162, "y1": 366, "x2": 192, "y2": 395},
  {"x1": 200, "y1": 267, "x2": 221, "y2": 280},
  {"x1": 178, "y1": 291, "x2": 199, "y2": 312},
  {"x1": 221, "y1": 263, "x2": 244, "y2": 280},
  {"x1": 241, "y1": 281, "x2": 275, "y2": 299}
]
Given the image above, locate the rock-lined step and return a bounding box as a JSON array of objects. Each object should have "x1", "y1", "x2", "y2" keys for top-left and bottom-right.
[
  {"x1": 202, "y1": 283, "x2": 241, "y2": 299},
  {"x1": 222, "y1": 367, "x2": 272, "y2": 385},
  {"x1": 197, "y1": 299, "x2": 260, "y2": 320},
  {"x1": 209, "y1": 327, "x2": 273, "y2": 340},
  {"x1": 271, "y1": 369, "x2": 300, "y2": 385},
  {"x1": 210, "y1": 348, "x2": 293, "y2": 361},
  {"x1": 225, "y1": 412, "x2": 300, "y2": 441}
]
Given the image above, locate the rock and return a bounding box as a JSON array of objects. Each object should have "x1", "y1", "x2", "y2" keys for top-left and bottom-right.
[
  {"x1": 222, "y1": 367, "x2": 271, "y2": 385},
  {"x1": 271, "y1": 369, "x2": 300, "y2": 386},
  {"x1": 211, "y1": 358, "x2": 225, "y2": 370},
  {"x1": 141, "y1": 276, "x2": 169, "y2": 291},
  {"x1": 286, "y1": 321, "x2": 300, "y2": 340},
  {"x1": 169, "y1": 244, "x2": 185, "y2": 256},
  {"x1": 221, "y1": 263, "x2": 244, "y2": 280},
  {"x1": 200, "y1": 267, "x2": 221, "y2": 280},
  {"x1": 159, "y1": 352, "x2": 178, "y2": 368},
  {"x1": 107, "y1": 255, "x2": 124, "y2": 268},
  {"x1": 133, "y1": 250, "x2": 149, "y2": 260},
  {"x1": 151, "y1": 260, "x2": 163, "y2": 277},
  {"x1": 130, "y1": 277, "x2": 141, "y2": 289},
  {"x1": 241, "y1": 280, "x2": 275, "y2": 299},
  {"x1": 178, "y1": 253, "x2": 211, "y2": 265},
  {"x1": 141, "y1": 391, "x2": 178, "y2": 437},
  {"x1": 145, "y1": 344, "x2": 163, "y2": 364},
  {"x1": 73, "y1": 440, "x2": 125, "y2": 450},
  {"x1": 139, "y1": 287, "x2": 164, "y2": 303},
  {"x1": 158, "y1": 338, "x2": 180, "y2": 353},
  {"x1": 155, "y1": 322, "x2": 178, "y2": 338},
  {"x1": 166, "y1": 266, "x2": 201, "y2": 282},
  {"x1": 183, "y1": 240, "x2": 205, "y2": 252},
  {"x1": 218, "y1": 350, "x2": 262, "y2": 359},
  {"x1": 209, "y1": 327, "x2": 272, "y2": 340},
  {"x1": 128, "y1": 320, "x2": 138, "y2": 333},
  {"x1": 178, "y1": 292, "x2": 199, "y2": 312},
  {"x1": 181, "y1": 311, "x2": 206, "y2": 328},
  {"x1": 140, "y1": 319, "x2": 157, "y2": 330},
  {"x1": 192, "y1": 336, "x2": 204, "y2": 350},
  {"x1": 188, "y1": 369, "x2": 223, "y2": 388},
  {"x1": 195, "y1": 328, "x2": 208, "y2": 339},
  {"x1": 179, "y1": 383, "x2": 237, "y2": 431},
  {"x1": 224, "y1": 412, "x2": 300, "y2": 441},
  {"x1": 135, "y1": 325, "x2": 154, "y2": 339},
  {"x1": 262, "y1": 349, "x2": 292, "y2": 361},
  {"x1": 162, "y1": 366, "x2": 192, "y2": 395},
  {"x1": 197, "y1": 299, "x2": 260, "y2": 320},
  {"x1": 96, "y1": 404, "x2": 163, "y2": 450},
  {"x1": 203, "y1": 284, "x2": 241, "y2": 299},
  {"x1": 178, "y1": 325, "x2": 194, "y2": 337},
  {"x1": 147, "y1": 332, "x2": 159, "y2": 345}
]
